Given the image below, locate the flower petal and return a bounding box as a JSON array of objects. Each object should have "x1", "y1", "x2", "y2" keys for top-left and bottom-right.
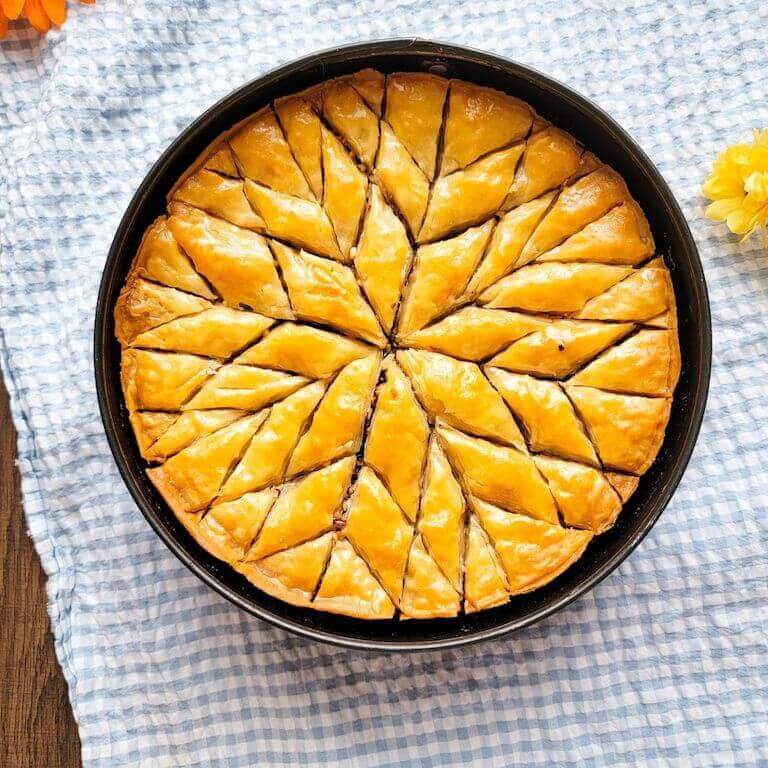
[
  {"x1": 24, "y1": 0, "x2": 51, "y2": 33},
  {"x1": 0, "y1": 8, "x2": 7, "y2": 38},
  {"x1": 705, "y1": 197, "x2": 743, "y2": 221},
  {"x1": 726, "y1": 207, "x2": 758, "y2": 236},
  {"x1": 41, "y1": 0, "x2": 66, "y2": 26},
  {"x1": 1, "y1": 0, "x2": 24, "y2": 20},
  {"x1": 751, "y1": 203, "x2": 768, "y2": 230},
  {"x1": 750, "y1": 145, "x2": 768, "y2": 172},
  {"x1": 744, "y1": 171, "x2": 768, "y2": 202},
  {"x1": 702, "y1": 174, "x2": 744, "y2": 199}
]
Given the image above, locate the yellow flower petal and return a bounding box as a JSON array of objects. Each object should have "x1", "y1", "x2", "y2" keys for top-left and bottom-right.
[
  {"x1": 750, "y1": 146, "x2": 768, "y2": 172},
  {"x1": 705, "y1": 197, "x2": 743, "y2": 221},
  {"x1": 702, "y1": 175, "x2": 744, "y2": 199},
  {"x1": 748, "y1": 203, "x2": 768, "y2": 230},
  {"x1": 744, "y1": 172, "x2": 768, "y2": 203},
  {"x1": 726, "y1": 207, "x2": 758, "y2": 236},
  {"x1": 743, "y1": 198, "x2": 768, "y2": 219}
]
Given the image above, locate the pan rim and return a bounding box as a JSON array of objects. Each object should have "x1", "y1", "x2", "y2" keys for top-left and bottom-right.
[{"x1": 94, "y1": 38, "x2": 711, "y2": 652}]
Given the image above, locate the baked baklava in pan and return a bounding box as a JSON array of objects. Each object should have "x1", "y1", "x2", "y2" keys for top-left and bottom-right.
[{"x1": 115, "y1": 69, "x2": 679, "y2": 620}]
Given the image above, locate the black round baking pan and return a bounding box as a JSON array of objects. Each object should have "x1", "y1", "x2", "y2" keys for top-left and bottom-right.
[{"x1": 94, "y1": 39, "x2": 711, "y2": 651}]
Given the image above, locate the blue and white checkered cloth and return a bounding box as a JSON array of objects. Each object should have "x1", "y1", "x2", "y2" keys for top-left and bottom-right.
[{"x1": 2, "y1": 2, "x2": 767, "y2": 766}]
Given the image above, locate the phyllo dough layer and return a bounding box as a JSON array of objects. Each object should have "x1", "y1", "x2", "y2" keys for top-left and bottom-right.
[{"x1": 116, "y1": 69, "x2": 679, "y2": 620}]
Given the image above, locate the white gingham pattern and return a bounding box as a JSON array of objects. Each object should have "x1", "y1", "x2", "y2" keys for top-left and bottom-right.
[{"x1": 1, "y1": 2, "x2": 767, "y2": 766}]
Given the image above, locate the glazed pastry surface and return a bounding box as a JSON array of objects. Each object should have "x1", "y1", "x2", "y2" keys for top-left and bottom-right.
[{"x1": 116, "y1": 70, "x2": 680, "y2": 620}]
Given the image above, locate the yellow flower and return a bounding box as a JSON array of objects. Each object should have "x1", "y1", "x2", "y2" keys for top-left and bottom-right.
[{"x1": 702, "y1": 129, "x2": 768, "y2": 244}]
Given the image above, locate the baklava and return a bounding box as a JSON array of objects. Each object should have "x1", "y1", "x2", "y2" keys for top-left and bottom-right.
[{"x1": 115, "y1": 69, "x2": 679, "y2": 619}]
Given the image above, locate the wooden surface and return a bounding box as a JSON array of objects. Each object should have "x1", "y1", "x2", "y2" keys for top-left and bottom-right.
[{"x1": 0, "y1": 376, "x2": 82, "y2": 768}]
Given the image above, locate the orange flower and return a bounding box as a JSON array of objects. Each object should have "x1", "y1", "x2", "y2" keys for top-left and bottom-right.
[
  {"x1": 23, "y1": 0, "x2": 51, "y2": 33},
  {"x1": 1, "y1": 0, "x2": 25, "y2": 20},
  {"x1": 0, "y1": 0, "x2": 92, "y2": 38},
  {"x1": 41, "y1": 0, "x2": 66, "y2": 26}
]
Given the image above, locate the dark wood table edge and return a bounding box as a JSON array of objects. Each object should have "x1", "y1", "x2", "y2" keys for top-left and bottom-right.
[{"x1": 0, "y1": 374, "x2": 82, "y2": 768}]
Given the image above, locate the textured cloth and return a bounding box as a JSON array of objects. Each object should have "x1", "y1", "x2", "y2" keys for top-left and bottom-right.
[{"x1": 1, "y1": 2, "x2": 767, "y2": 766}]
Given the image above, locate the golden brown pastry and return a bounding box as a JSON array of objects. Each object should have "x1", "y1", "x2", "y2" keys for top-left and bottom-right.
[
  {"x1": 217, "y1": 382, "x2": 327, "y2": 502},
  {"x1": 487, "y1": 368, "x2": 598, "y2": 465},
  {"x1": 397, "y1": 221, "x2": 495, "y2": 336},
  {"x1": 402, "y1": 307, "x2": 545, "y2": 362},
  {"x1": 575, "y1": 258, "x2": 675, "y2": 323},
  {"x1": 129, "y1": 307, "x2": 274, "y2": 358},
  {"x1": 533, "y1": 456, "x2": 622, "y2": 534},
  {"x1": 440, "y1": 80, "x2": 532, "y2": 175},
  {"x1": 374, "y1": 121, "x2": 430, "y2": 237},
  {"x1": 536, "y1": 200, "x2": 654, "y2": 266},
  {"x1": 147, "y1": 412, "x2": 267, "y2": 515},
  {"x1": 244, "y1": 181, "x2": 343, "y2": 261},
  {"x1": 480, "y1": 261, "x2": 632, "y2": 314},
  {"x1": 286, "y1": 353, "x2": 380, "y2": 476},
  {"x1": 464, "y1": 193, "x2": 556, "y2": 297},
  {"x1": 400, "y1": 535, "x2": 460, "y2": 619},
  {"x1": 503, "y1": 126, "x2": 584, "y2": 209},
  {"x1": 228, "y1": 108, "x2": 313, "y2": 199},
  {"x1": 350, "y1": 69, "x2": 385, "y2": 115},
  {"x1": 418, "y1": 144, "x2": 525, "y2": 242},
  {"x1": 437, "y1": 425, "x2": 558, "y2": 524},
  {"x1": 321, "y1": 80, "x2": 379, "y2": 167},
  {"x1": 116, "y1": 70, "x2": 679, "y2": 620},
  {"x1": 569, "y1": 329, "x2": 680, "y2": 397},
  {"x1": 167, "y1": 204, "x2": 292, "y2": 318},
  {"x1": 472, "y1": 498, "x2": 593, "y2": 594},
  {"x1": 249, "y1": 457, "x2": 355, "y2": 560},
  {"x1": 464, "y1": 515, "x2": 509, "y2": 613},
  {"x1": 517, "y1": 167, "x2": 630, "y2": 264},
  {"x1": 130, "y1": 217, "x2": 216, "y2": 300},
  {"x1": 171, "y1": 169, "x2": 265, "y2": 231},
  {"x1": 195, "y1": 489, "x2": 278, "y2": 564},
  {"x1": 488, "y1": 320, "x2": 634, "y2": 378},
  {"x1": 203, "y1": 144, "x2": 239, "y2": 177},
  {"x1": 272, "y1": 243, "x2": 386, "y2": 346},
  {"x1": 121, "y1": 349, "x2": 219, "y2": 411},
  {"x1": 385, "y1": 73, "x2": 448, "y2": 179},
  {"x1": 345, "y1": 467, "x2": 413, "y2": 606},
  {"x1": 145, "y1": 409, "x2": 246, "y2": 463},
  {"x1": 237, "y1": 532, "x2": 334, "y2": 609},
  {"x1": 353, "y1": 185, "x2": 413, "y2": 333},
  {"x1": 417, "y1": 437, "x2": 465, "y2": 593},
  {"x1": 115, "y1": 278, "x2": 212, "y2": 345},
  {"x1": 397, "y1": 350, "x2": 526, "y2": 449},
  {"x1": 320, "y1": 125, "x2": 369, "y2": 257},
  {"x1": 274, "y1": 94, "x2": 324, "y2": 199},
  {"x1": 182, "y1": 364, "x2": 308, "y2": 411},
  {"x1": 565, "y1": 385, "x2": 672, "y2": 474},
  {"x1": 363, "y1": 358, "x2": 430, "y2": 522},
  {"x1": 606, "y1": 472, "x2": 641, "y2": 503},
  {"x1": 236, "y1": 323, "x2": 371, "y2": 379},
  {"x1": 129, "y1": 411, "x2": 178, "y2": 459},
  {"x1": 314, "y1": 538, "x2": 395, "y2": 619}
]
